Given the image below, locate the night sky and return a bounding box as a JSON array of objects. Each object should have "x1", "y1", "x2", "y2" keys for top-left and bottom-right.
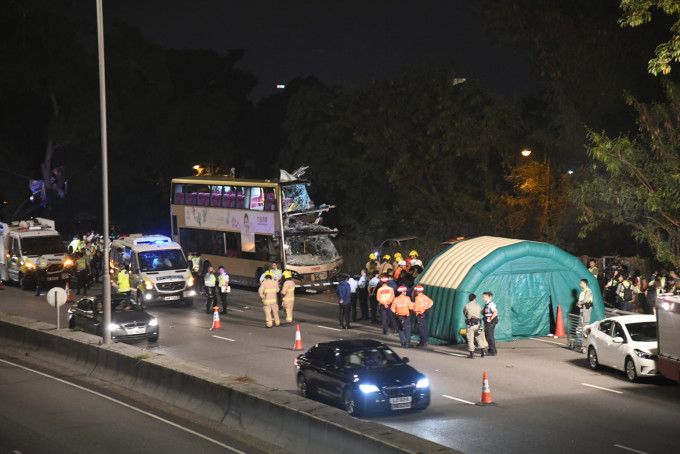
[{"x1": 102, "y1": 0, "x2": 542, "y2": 100}]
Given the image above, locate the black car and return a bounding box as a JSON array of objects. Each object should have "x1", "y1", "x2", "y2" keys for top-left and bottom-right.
[
  {"x1": 68, "y1": 294, "x2": 159, "y2": 342},
  {"x1": 294, "y1": 339, "x2": 430, "y2": 416}
]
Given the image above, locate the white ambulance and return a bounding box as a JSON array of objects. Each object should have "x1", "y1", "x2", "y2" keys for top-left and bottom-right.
[
  {"x1": 0, "y1": 218, "x2": 73, "y2": 290},
  {"x1": 110, "y1": 234, "x2": 196, "y2": 306}
]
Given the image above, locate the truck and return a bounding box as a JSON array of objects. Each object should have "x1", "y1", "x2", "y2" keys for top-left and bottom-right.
[
  {"x1": 0, "y1": 218, "x2": 73, "y2": 290},
  {"x1": 110, "y1": 234, "x2": 196, "y2": 306},
  {"x1": 656, "y1": 294, "x2": 680, "y2": 383}
]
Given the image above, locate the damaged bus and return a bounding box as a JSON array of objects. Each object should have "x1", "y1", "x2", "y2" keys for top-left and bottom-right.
[{"x1": 169, "y1": 168, "x2": 343, "y2": 287}]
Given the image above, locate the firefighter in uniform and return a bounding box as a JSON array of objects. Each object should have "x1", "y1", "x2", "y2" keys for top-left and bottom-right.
[
  {"x1": 259, "y1": 271, "x2": 280, "y2": 328},
  {"x1": 217, "y1": 266, "x2": 229, "y2": 314},
  {"x1": 463, "y1": 293, "x2": 485, "y2": 358},
  {"x1": 375, "y1": 276, "x2": 396, "y2": 335},
  {"x1": 204, "y1": 265, "x2": 217, "y2": 314},
  {"x1": 365, "y1": 253, "x2": 379, "y2": 276},
  {"x1": 75, "y1": 252, "x2": 89, "y2": 295},
  {"x1": 391, "y1": 285, "x2": 414, "y2": 347},
  {"x1": 412, "y1": 285, "x2": 433, "y2": 347},
  {"x1": 116, "y1": 266, "x2": 131, "y2": 297},
  {"x1": 280, "y1": 270, "x2": 296, "y2": 324},
  {"x1": 35, "y1": 255, "x2": 49, "y2": 296},
  {"x1": 577, "y1": 278, "x2": 594, "y2": 325},
  {"x1": 378, "y1": 255, "x2": 393, "y2": 276}
]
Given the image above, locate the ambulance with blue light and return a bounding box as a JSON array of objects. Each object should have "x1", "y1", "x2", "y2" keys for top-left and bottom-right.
[
  {"x1": 110, "y1": 234, "x2": 196, "y2": 306},
  {"x1": 0, "y1": 218, "x2": 73, "y2": 290}
]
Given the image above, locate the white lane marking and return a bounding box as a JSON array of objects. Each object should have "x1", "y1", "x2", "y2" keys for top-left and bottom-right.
[
  {"x1": 297, "y1": 297, "x2": 336, "y2": 306},
  {"x1": 442, "y1": 394, "x2": 475, "y2": 405},
  {"x1": 530, "y1": 338, "x2": 565, "y2": 346},
  {"x1": 212, "y1": 335, "x2": 236, "y2": 342},
  {"x1": 433, "y1": 349, "x2": 468, "y2": 358},
  {"x1": 614, "y1": 444, "x2": 648, "y2": 454},
  {"x1": 317, "y1": 325, "x2": 343, "y2": 331},
  {"x1": 581, "y1": 383, "x2": 623, "y2": 394},
  {"x1": 0, "y1": 358, "x2": 246, "y2": 453}
]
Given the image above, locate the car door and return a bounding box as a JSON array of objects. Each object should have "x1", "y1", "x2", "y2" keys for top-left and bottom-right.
[
  {"x1": 304, "y1": 346, "x2": 333, "y2": 396},
  {"x1": 607, "y1": 321, "x2": 628, "y2": 372},
  {"x1": 594, "y1": 320, "x2": 613, "y2": 367},
  {"x1": 74, "y1": 299, "x2": 96, "y2": 333}
]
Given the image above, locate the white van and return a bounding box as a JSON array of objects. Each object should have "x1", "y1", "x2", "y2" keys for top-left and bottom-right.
[{"x1": 110, "y1": 234, "x2": 196, "y2": 306}]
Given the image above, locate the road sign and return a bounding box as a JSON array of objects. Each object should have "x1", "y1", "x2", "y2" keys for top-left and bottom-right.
[{"x1": 46, "y1": 287, "x2": 67, "y2": 307}]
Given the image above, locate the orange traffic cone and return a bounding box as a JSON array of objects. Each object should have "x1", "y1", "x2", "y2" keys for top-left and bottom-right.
[
  {"x1": 210, "y1": 306, "x2": 222, "y2": 330},
  {"x1": 65, "y1": 282, "x2": 72, "y2": 302},
  {"x1": 0, "y1": 280, "x2": 4, "y2": 290},
  {"x1": 554, "y1": 305, "x2": 566, "y2": 338},
  {"x1": 293, "y1": 324, "x2": 304, "y2": 351},
  {"x1": 476, "y1": 371, "x2": 496, "y2": 406}
]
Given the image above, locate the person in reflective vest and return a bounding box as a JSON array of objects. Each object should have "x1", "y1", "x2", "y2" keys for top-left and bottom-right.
[
  {"x1": 391, "y1": 286, "x2": 414, "y2": 347},
  {"x1": 576, "y1": 278, "x2": 593, "y2": 325},
  {"x1": 217, "y1": 266, "x2": 229, "y2": 314},
  {"x1": 280, "y1": 270, "x2": 296, "y2": 324},
  {"x1": 259, "y1": 272, "x2": 280, "y2": 328},
  {"x1": 376, "y1": 276, "x2": 396, "y2": 335},
  {"x1": 75, "y1": 252, "x2": 89, "y2": 296},
  {"x1": 412, "y1": 285, "x2": 434, "y2": 348},
  {"x1": 117, "y1": 266, "x2": 131, "y2": 296},
  {"x1": 35, "y1": 255, "x2": 49, "y2": 296},
  {"x1": 204, "y1": 265, "x2": 217, "y2": 314}
]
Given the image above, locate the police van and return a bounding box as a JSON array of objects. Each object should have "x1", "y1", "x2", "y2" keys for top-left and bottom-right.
[
  {"x1": 0, "y1": 218, "x2": 73, "y2": 290},
  {"x1": 110, "y1": 234, "x2": 196, "y2": 306}
]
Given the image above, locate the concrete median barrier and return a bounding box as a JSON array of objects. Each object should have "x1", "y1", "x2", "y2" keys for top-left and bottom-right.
[{"x1": 0, "y1": 313, "x2": 459, "y2": 454}]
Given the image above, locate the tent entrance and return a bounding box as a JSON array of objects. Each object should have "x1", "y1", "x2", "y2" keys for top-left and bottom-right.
[{"x1": 508, "y1": 268, "x2": 552, "y2": 338}]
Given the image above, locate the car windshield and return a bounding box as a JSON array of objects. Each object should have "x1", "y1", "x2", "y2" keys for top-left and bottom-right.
[
  {"x1": 137, "y1": 249, "x2": 188, "y2": 272},
  {"x1": 625, "y1": 321, "x2": 657, "y2": 342},
  {"x1": 343, "y1": 347, "x2": 403, "y2": 369},
  {"x1": 284, "y1": 234, "x2": 340, "y2": 266},
  {"x1": 21, "y1": 235, "x2": 66, "y2": 256},
  {"x1": 109, "y1": 298, "x2": 144, "y2": 312}
]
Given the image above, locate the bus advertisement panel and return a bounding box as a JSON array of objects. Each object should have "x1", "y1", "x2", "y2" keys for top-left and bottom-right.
[{"x1": 170, "y1": 171, "x2": 342, "y2": 287}]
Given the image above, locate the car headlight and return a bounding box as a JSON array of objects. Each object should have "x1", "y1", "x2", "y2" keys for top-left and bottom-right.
[
  {"x1": 583, "y1": 328, "x2": 590, "y2": 339},
  {"x1": 107, "y1": 323, "x2": 121, "y2": 331},
  {"x1": 148, "y1": 318, "x2": 158, "y2": 327},
  {"x1": 187, "y1": 276, "x2": 195, "y2": 287},
  {"x1": 24, "y1": 261, "x2": 36, "y2": 269},
  {"x1": 64, "y1": 258, "x2": 74, "y2": 267},
  {"x1": 144, "y1": 280, "x2": 154, "y2": 290},
  {"x1": 634, "y1": 349, "x2": 657, "y2": 360},
  {"x1": 359, "y1": 384, "x2": 380, "y2": 393},
  {"x1": 416, "y1": 378, "x2": 430, "y2": 389}
]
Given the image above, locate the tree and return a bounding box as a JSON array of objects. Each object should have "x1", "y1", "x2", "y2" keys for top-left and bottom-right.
[
  {"x1": 619, "y1": 0, "x2": 680, "y2": 75},
  {"x1": 573, "y1": 82, "x2": 680, "y2": 267}
]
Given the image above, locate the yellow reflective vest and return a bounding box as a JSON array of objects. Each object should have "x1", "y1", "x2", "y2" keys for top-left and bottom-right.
[{"x1": 117, "y1": 269, "x2": 130, "y2": 292}]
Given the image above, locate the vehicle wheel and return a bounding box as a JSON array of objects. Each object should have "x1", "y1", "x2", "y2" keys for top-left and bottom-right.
[
  {"x1": 297, "y1": 374, "x2": 310, "y2": 398},
  {"x1": 136, "y1": 290, "x2": 143, "y2": 304},
  {"x1": 19, "y1": 272, "x2": 30, "y2": 291},
  {"x1": 625, "y1": 357, "x2": 639, "y2": 382},
  {"x1": 343, "y1": 388, "x2": 362, "y2": 416},
  {"x1": 149, "y1": 335, "x2": 159, "y2": 343},
  {"x1": 588, "y1": 347, "x2": 600, "y2": 370},
  {"x1": 255, "y1": 266, "x2": 264, "y2": 281}
]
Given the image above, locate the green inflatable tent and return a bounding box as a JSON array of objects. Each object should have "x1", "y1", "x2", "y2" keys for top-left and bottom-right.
[{"x1": 416, "y1": 236, "x2": 604, "y2": 344}]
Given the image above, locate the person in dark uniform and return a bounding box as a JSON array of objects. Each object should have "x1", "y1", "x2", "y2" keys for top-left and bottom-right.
[{"x1": 482, "y1": 292, "x2": 498, "y2": 356}]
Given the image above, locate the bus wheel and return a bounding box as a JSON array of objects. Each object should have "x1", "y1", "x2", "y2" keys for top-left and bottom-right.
[{"x1": 255, "y1": 267, "x2": 264, "y2": 281}]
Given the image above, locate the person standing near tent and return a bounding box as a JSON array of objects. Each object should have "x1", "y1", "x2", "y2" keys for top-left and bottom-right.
[
  {"x1": 577, "y1": 278, "x2": 594, "y2": 324},
  {"x1": 482, "y1": 292, "x2": 498, "y2": 356},
  {"x1": 412, "y1": 285, "x2": 433, "y2": 348},
  {"x1": 391, "y1": 285, "x2": 414, "y2": 348},
  {"x1": 463, "y1": 293, "x2": 485, "y2": 358},
  {"x1": 376, "y1": 276, "x2": 396, "y2": 334}
]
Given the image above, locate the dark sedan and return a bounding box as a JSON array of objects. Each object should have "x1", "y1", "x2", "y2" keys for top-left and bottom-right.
[
  {"x1": 68, "y1": 294, "x2": 159, "y2": 342},
  {"x1": 294, "y1": 339, "x2": 430, "y2": 416}
]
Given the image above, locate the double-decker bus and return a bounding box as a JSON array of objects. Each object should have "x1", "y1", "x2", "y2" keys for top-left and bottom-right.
[{"x1": 169, "y1": 170, "x2": 343, "y2": 287}]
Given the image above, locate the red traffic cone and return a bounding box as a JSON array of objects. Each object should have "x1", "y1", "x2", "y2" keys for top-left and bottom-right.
[
  {"x1": 476, "y1": 371, "x2": 496, "y2": 406},
  {"x1": 293, "y1": 324, "x2": 304, "y2": 351},
  {"x1": 65, "y1": 282, "x2": 73, "y2": 302},
  {"x1": 554, "y1": 305, "x2": 566, "y2": 338},
  {"x1": 210, "y1": 306, "x2": 222, "y2": 330}
]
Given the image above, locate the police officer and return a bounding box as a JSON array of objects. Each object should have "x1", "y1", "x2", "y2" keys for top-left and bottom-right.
[
  {"x1": 259, "y1": 271, "x2": 280, "y2": 328},
  {"x1": 337, "y1": 274, "x2": 352, "y2": 329},
  {"x1": 368, "y1": 270, "x2": 380, "y2": 324},
  {"x1": 482, "y1": 292, "x2": 498, "y2": 356},
  {"x1": 75, "y1": 252, "x2": 89, "y2": 295},
  {"x1": 463, "y1": 293, "x2": 485, "y2": 358},
  {"x1": 375, "y1": 276, "x2": 396, "y2": 334},
  {"x1": 391, "y1": 285, "x2": 414, "y2": 347},
  {"x1": 204, "y1": 265, "x2": 217, "y2": 313},
  {"x1": 116, "y1": 265, "x2": 131, "y2": 297},
  {"x1": 412, "y1": 285, "x2": 433, "y2": 347},
  {"x1": 35, "y1": 255, "x2": 48, "y2": 296},
  {"x1": 217, "y1": 266, "x2": 229, "y2": 314},
  {"x1": 588, "y1": 259, "x2": 599, "y2": 280},
  {"x1": 577, "y1": 278, "x2": 594, "y2": 325},
  {"x1": 188, "y1": 252, "x2": 202, "y2": 293},
  {"x1": 280, "y1": 270, "x2": 296, "y2": 324},
  {"x1": 357, "y1": 268, "x2": 369, "y2": 320}
]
